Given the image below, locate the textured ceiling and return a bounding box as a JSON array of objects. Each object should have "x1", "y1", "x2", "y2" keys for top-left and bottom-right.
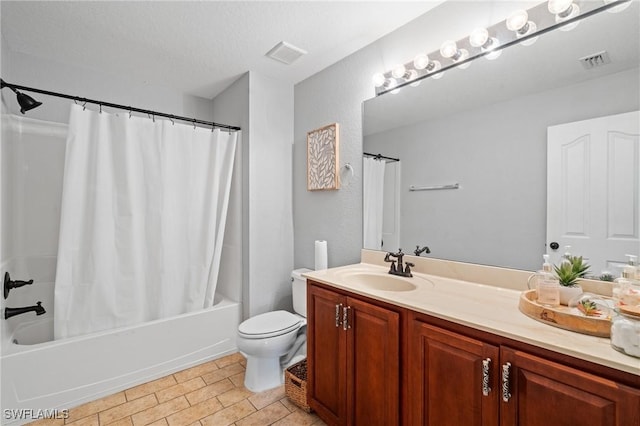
[{"x1": 1, "y1": 1, "x2": 444, "y2": 99}]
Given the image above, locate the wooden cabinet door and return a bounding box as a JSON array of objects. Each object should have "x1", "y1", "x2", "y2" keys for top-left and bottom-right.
[
  {"x1": 307, "y1": 284, "x2": 347, "y2": 425},
  {"x1": 408, "y1": 318, "x2": 500, "y2": 426},
  {"x1": 500, "y1": 346, "x2": 640, "y2": 426},
  {"x1": 346, "y1": 296, "x2": 400, "y2": 426}
]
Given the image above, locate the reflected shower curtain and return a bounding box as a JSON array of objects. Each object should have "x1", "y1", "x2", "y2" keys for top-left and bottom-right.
[
  {"x1": 54, "y1": 104, "x2": 237, "y2": 339},
  {"x1": 363, "y1": 157, "x2": 386, "y2": 250}
]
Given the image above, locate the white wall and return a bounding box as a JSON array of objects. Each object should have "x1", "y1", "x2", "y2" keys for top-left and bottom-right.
[{"x1": 213, "y1": 71, "x2": 295, "y2": 318}]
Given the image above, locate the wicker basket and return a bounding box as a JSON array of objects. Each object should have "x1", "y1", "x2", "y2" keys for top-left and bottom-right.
[{"x1": 285, "y1": 359, "x2": 311, "y2": 413}]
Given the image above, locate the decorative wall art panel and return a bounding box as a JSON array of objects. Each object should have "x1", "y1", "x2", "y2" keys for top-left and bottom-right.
[{"x1": 307, "y1": 123, "x2": 340, "y2": 191}]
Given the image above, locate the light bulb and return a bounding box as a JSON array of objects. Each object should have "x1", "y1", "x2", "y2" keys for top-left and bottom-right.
[
  {"x1": 506, "y1": 10, "x2": 528, "y2": 31},
  {"x1": 548, "y1": 0, "x2": 573, "y2": 15},
  {"x1": 556, "y1": 3, "x2": 580, "y2": 31},
  {"x1": 457, "y1": 49, "x2": 471, "y2": 69},
  {"x1": 384, "y1": 78, "x2": 398, "y2": 92},
  {"x1": 408, "y1": 70, "x2": 420, "y2": 87},
  {"x1": 372, "y1": 73, "x2": 386, "y2": 87},
  {"x1": 429, "y1": 60, "x2": 444, "y2": 79},
  {"x1": 469, "y1": 28, "x2": 489, "y2": 48},
  {"x1": 520, "y1": 21, "x2": 539, "y2": 46},
  {"x1": 440, "y1": 40, "x2": 458, "y2": 58},
  {"x1": 604, "y1": 0, "x2": 631, "y2": 13},
  {"x1": 392, "y1": 64, "x2": 407, "y2": 79},
  {"x1": 413, "y1": 53, "x2": 429, "y2": 70},
  {"x1": 485, "y1": 48, "x2": 502, "y2": 60}
]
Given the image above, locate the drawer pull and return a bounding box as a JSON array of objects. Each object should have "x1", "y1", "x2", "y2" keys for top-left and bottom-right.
[
  {"x1": 482, "y1": 358, "x2": 492, "y2": 396},
  {"x1": 343, "y1": 306, "x2": 351, "y2": 330},
  {"x1": 502, "y1": 362, "x2": 512, "y2": 402}
]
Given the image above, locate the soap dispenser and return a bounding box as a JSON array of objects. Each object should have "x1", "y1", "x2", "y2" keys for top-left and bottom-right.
[{"x1": 536, "y1": 254, "x2": 560, "y2": 307}]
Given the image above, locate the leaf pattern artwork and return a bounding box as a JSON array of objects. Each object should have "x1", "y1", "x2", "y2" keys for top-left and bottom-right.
[{"x1": 307, "y1": 123, "x2": 339, "y2": 190}]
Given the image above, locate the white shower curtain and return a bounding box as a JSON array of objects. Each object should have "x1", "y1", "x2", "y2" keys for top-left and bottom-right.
[
  {"x1": 363, "y1": 157, "x2": 386, "y2": 250},
  {"x1": 54, "y1": 104, "x2": 237, "y2": 339}
]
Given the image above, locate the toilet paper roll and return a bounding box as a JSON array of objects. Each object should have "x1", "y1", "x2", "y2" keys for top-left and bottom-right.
[{"x1": 315, "y1": 240, "x2": 328, "y2": 271}]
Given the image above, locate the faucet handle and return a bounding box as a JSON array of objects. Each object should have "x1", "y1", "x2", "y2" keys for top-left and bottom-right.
[{"x1": 404, "y1": 262, "x2": 414, "y2": 276}]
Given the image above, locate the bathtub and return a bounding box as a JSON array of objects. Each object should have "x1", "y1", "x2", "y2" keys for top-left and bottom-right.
[{"x1": 1, "y1": 292, "x2": 240, "y2": 425}]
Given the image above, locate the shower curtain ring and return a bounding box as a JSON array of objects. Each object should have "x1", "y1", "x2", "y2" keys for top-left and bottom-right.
[
  {"x1": 128, "y1": 108, "x2": 132, "y2": 119},
  {"x1": 193, "y1": 119, "x2": 196, "y2": 130},
  {"x1": 99, "y1": 104, "x2": 102, "y2": 114},
  {"x1": 82, "y1": 102, "x2": 87, "y2": 111},
  {"x1": 170, "y1": 116, "x2": 174, "y2": 125},
  {"x1": 152, "y1": 114, "x2": 155, "y2": 123}
]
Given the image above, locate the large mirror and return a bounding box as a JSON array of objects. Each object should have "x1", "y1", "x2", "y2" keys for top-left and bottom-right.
[{"x1": 363, "y1": 1, "x2": 640, "y2": 274}]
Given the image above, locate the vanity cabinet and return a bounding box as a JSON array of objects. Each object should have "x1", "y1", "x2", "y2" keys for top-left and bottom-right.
[
  {"x1": 408, "y1": 313, "x2": 640, "y2": 426},
  {"x1": 307, "y1": 281, "x2": 400, "y2": 426}
]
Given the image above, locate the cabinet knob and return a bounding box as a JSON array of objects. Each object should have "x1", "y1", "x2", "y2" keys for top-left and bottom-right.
[
  {"x1": 482, "y1": 358, "x2": 492, "y2": 396},
  {"x1": 501, "y1": 362, "x2": 512, "y2": 402}
]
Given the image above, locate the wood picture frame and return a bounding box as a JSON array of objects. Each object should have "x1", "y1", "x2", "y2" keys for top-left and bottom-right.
[{"x1": 307, "y1": 123, "x2": 340, "y2": 191}]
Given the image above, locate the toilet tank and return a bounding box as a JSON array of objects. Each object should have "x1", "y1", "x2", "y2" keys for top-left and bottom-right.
[{"x1": 291, "y1": 268, "x2": 312, "y2": 317}]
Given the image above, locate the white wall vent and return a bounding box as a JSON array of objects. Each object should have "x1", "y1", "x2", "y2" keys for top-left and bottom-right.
[
  {"x1": 265, "y1": 41, "x2": 307, "y2": 65},
  {"x1": 579, "y1": 51, "x2": 611, "y2": 70}
]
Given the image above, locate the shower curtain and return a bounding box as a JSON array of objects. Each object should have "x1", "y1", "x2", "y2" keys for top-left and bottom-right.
[
  {"x1": 54, "y1": 104, "x2": 237, "y2": 339},
  {"x1": 363, "y1": 157, "x2": 386, "y2": 250}
]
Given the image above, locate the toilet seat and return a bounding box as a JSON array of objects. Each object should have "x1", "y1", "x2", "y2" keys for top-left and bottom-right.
[{"x1": 238, "y1": 310, "x2": 303, "y2": 339}]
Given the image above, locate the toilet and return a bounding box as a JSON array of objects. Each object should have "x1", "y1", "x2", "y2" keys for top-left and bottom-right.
[{"x1": 236, "y1": 268, "x2": 311, "y2": 392}]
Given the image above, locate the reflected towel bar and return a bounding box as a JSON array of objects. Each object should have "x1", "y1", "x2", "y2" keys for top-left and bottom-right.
[{"x1": 409, "y1": 183, "x2": 459, "y2": 191}]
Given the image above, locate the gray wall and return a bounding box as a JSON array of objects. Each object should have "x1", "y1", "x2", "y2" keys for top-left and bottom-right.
[{"x1": 365, "y1": 68, "x2": 640, "y2": 271}]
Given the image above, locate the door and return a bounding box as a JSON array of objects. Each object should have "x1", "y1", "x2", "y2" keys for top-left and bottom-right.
[
  {"x1": 346, "y1": 296, "x2": 400, "y2": 426},
  {"x1": 547, "y1": 111, "x2": 640, "y2": 275},
  {"x1": 307, "y1": 284, "x2": 347, "y2": 424},
  {"x1": 500, "y1": 347, "x2": 640, "y2": 426},
  {"x1": 408, "y1": 318, "x2": 499, "y2": 426}
]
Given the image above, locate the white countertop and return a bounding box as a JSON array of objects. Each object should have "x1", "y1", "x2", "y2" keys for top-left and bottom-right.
[{"x1": 304, "y1": 258, "x2": 640, "y2": 377}]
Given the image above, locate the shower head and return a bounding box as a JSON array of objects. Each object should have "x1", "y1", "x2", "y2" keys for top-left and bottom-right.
[{"x1": 1, "y1": 79, "x2": 43, "y2": 114}]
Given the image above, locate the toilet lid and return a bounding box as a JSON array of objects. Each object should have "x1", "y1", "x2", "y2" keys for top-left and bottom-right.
[{"x1": 238, "y1": 310, "x2": 303, "y2": 339}]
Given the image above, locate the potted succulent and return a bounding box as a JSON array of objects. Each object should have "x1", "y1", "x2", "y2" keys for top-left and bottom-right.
[{"x1": 554, "y1": 256, "x2": 590, "y2": 305}]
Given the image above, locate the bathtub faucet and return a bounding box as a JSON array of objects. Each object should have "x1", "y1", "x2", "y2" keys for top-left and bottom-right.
[
  {"x1": 4, "y1": 272, "x2": 34, "y2": 299},
  {"x1": 4, "y1": 301, "x2": 46, "y2": 319}
]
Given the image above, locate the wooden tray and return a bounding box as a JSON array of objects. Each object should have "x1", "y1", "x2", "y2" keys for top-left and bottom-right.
[{"x1": 518, "y1": 290, "x2": 612, "y2": 337}]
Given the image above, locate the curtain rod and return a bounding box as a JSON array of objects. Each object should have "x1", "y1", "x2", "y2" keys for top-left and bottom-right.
[
  {"x1": 363, "y1": 152, "x2": 400, "y2": 162},
  {"x1": 0, "y1": 79, "x2": 241, "y2": 132}
]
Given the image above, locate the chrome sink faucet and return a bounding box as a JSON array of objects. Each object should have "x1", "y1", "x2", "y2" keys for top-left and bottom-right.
[{"x1": 384, "y1": 249, "x2": 414, "y2": 277}]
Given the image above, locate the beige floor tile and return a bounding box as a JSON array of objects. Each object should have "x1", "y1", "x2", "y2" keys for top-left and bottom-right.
[
  {"x1": 173, "y1": 360, "x2": 219, "y2": 384},
  {"x1": 104, "y1": 417, "x2": 133, "y2": 426},
  {"x1": 228, "y1": 372, "x2": 245, "y2": 388},
  {"x1": 146, "y1": 419, "x2": 168, "y2": 426},
  {"x1": 279, "y1": 397, "x2": 301, "y2": 413},
  {"x1": 200, "y1": 363, "x2": 245, "y2": 385},
  {"x1": 130, "y1": 396, "x2": 190, "y2": 426},
  {"x1": 234, "y1": 401, "x2": 290, "y2": 426},
  {"x1": 165, "y1": 399, "x2": 222, "y2": 426},
  {"x1": 126, "y1": 376, "x2": 177, "y2": 401},
  {"x1": 214, "y1": 352, "x2": 245, "y2": 369},
  {"x1": 98, "y1": 395, "x2": 158, "y2": 425},
  {"x1": 64, "y1": 414, "x2": 99, "y2": 426},
  {"x1": 270, "y1": 410, "x2": 322, "y2": 426},
  {"x1": 216, "y1": 387, "x2": 254, "y2": 408},
  {"x1": 66, "y1": 392, "x2": 127, "y2": 423},
  {"x1": 199, "y1": 400, "x2": 255, "y2": 426},
  {"x1": 184, "y1": 378, "x2": 234, "y2": 406},
  {"x1": 247, "y1": 385, "x2": 285, "y2": 410},
  {"x1": 155, "y1": 378, "x2": 206, "y2": 404}
]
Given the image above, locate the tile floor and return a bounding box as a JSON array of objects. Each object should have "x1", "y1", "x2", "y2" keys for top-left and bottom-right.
[{"x1": 29, "y1": 353, "x2": 325, "y2": 426}]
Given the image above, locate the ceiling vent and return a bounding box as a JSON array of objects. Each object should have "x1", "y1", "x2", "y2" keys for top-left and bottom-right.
[
  {"x1": 579, "y1": 51, "x2": 611, "y2": 70},
  {"x1": 265, "y1": 41, "x2": 307, "y2": 65}
]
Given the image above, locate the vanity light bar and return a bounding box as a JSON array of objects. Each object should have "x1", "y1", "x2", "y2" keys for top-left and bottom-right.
[{"x1": 373, "y1": 0, "x2": 632, "y2": 96}]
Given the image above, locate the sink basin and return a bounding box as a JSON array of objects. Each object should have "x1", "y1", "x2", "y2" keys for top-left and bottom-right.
[{"x1": 340, "y1": 271, "x2": 423, "y2": 292}]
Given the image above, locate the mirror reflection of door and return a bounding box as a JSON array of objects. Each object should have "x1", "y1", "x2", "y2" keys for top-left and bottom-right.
[{"x1": 547, "y1": 111, "x2": 640, "y2": 276}]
